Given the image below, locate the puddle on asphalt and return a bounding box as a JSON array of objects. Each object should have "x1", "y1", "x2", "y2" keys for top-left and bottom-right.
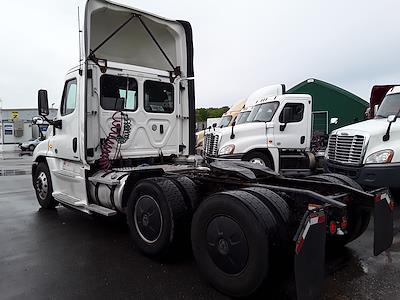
[{"x1": 0, "y1": 169, "x2": 30, "y2": 176}]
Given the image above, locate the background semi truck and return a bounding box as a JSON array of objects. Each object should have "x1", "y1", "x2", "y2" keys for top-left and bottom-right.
[
  {"x1": 325, "y1": 85, "x2": 400, "y2": 201},
  {"x1": 31, "y1": 1, "x2": 394, "y2": 298},
  {"x1": 218, "y1": 98, "x2": 246, "y2": 128},
  {"x1": 205, "y1": 92, "x2": 328, "y2": 173},
  {"x1": 195, "y1": 99, "x2": 245, "y2": 153}
]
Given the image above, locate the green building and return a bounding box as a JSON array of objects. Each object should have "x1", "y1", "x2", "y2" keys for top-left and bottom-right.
[{"x1": 287, "y1": 78, "x2": 368, "y2": 134}]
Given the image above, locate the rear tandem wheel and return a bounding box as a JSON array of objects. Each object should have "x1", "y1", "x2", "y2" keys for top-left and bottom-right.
[
  {"x1": 191, "y1": 190, "x2": 278, "y2": 297},
  {"x1": 126, "y1": 177, "x2": 188, "y2": 258}
]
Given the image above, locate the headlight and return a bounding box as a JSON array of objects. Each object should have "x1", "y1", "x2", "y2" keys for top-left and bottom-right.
[
  {"x1": 219, "y1": 144, "x2": 235, "y2": 155},
  {"x1": 365, "y1": 149, "x2": 394, "y2": 164}
]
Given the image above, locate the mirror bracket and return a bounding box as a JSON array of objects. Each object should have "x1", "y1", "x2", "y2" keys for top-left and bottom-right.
[
  {"x1": 53, "y1": 119, "x2": 62, "y2": 130},
  {"x1": 280, "y1": 123, "x2": 287, "y2": 131}
]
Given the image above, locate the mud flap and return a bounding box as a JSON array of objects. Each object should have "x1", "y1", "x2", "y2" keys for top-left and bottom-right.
[
  {"x1": 374, "y1": 191, "x2": 394, "y2": 256},
  {"x1": 294, "y1": 209, "x2": 326, "y2": 300}
]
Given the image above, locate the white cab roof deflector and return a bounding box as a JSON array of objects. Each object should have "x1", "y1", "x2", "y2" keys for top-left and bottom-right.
[{"x1": 84, "y1": 0, "x2": 188, "y2": 80}]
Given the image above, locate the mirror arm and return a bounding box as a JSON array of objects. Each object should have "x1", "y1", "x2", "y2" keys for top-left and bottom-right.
[
  {"x1": 41, "y1": 115, "x2": 62, "y2": 130},
  {"x1": 383, "y1": 122, "x2": 393, "y2": 142},
  {"x1": 230, "y1": 122, "x2": 236, "y2": 139},
  {"x1": 280, "y1": 123, "x2": 287, "y2": 132}
]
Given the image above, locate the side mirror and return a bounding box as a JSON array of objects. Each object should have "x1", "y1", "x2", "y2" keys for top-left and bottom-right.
[
  {"x1": 330, "y1": 117, "x2": 339, "y2": 125},
  {"x1": 280, "y1": 107, "x2": 291, "y2": 131},
  {"x1": 387, "y1": 115, "x2": 396, "y2": 123},
  {"x1": 38, "y1": 90, "x2": 49, "y2": 116},
  {"x1": 282, "y1": 107, "x2": 291, "y2": 124}
]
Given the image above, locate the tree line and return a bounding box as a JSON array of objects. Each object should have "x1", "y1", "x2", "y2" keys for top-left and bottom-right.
[{"x1": 196, "y1": 106, "x2": 230, "y2": 122}]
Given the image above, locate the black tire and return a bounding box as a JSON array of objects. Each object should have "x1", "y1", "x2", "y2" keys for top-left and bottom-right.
[
  {"x1": 29, "y1": 145, "x2": 35, "y2": 151},
  {"x1": 191, "y1": 190, "x2": 277, "y2": 297},
  {"x1": 126, "y1": 177, "x2": 188, "y2": 258},
  {"x1": 34, "y1": 162, "x2": 58, "y2": 209},
  {"x1": 323, "y1": 173, "x2": 363, "y2": 191},
  {"x1": 307, "y1": 174, "x2": 344, "y2": 185},
  {"x1": 241, "y1": 187, "x2": 291, "y2": 253},
  {"x1": 242, "y1": 151, "x2": 272, "y2": 169},
  {"x1": 167, "y1": 175, "x2": 200, "y2": 212},
  {"x1": 307, "y1": 173, "x2": 371, "y2": 245}
]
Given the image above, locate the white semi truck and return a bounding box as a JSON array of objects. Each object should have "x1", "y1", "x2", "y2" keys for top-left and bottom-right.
[
  {"x1": 325, "y1": 85, "x2": 400, "y2": 201},
  {"x1": 204, "y1": 90, "x2": 321, "y2": 174},
  {"x1": 31, "y1": 1, "x2": 394, "y2": 298}
]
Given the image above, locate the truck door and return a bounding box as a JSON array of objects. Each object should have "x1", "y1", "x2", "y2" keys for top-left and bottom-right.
[
  {"x1": 46, "y1": 72, "x2": 87, "y2": 202},
  {"x1": 274, "y1": 98, "x2": 311, "y2": 150}
]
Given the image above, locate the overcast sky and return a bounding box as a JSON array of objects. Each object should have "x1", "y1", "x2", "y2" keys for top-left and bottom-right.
[{"x1": 0, "y1": 0, "x2": 399, "y2": 109}]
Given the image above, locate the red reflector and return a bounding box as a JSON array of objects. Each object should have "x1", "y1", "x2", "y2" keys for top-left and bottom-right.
[
  {"x1": 341, "y1": 217, "x2": 348, "y2": 230},
  {"x1": 295, "y1": 238, "x2": 305, "y2": 255},
  {"x1": 375, "y1": 194, "x2": 381, "y2": 203},
  {"x1": 329, "y1": 222, "x2": 337, "y2": 234}
]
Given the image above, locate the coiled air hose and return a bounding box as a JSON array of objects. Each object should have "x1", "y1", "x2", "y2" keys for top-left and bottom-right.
[{"x1": 99, "y1": 111, "x2": 131, "y2": 170}]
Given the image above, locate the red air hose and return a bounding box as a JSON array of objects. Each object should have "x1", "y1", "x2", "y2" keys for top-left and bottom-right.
[{"x1": 99, "y1": 112, "x2": 122, "y2": 170}]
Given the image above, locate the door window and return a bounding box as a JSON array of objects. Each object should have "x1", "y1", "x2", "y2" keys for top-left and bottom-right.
[
  {"x1": 279, "y1": 103, "x2": 304, "y2": 123},
  {"x1": 144, "y1": 81, "x2": 174, "y2": 113},
  {"x1": 61, "y1": 79, "x2": 77, "y2": 116},
  {"x1": 100, "y1": 75, "x2": 138, "y2": 111}
]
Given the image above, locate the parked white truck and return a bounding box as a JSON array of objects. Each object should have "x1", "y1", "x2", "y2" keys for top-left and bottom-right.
[
  {"x1": 325, "y1": 85, "x2": 400, "y2": 201},
  {"x1": 204, "y1": 90, "x2": 319, "y2": 173},
  {"x1": 31, "y1": 1, "x2": 394, "y2": 299}
]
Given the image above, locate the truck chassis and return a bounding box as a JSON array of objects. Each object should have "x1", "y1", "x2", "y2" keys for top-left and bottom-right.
[{"x1": 32, "y1": 158, "x2": 394, "y2": 299}]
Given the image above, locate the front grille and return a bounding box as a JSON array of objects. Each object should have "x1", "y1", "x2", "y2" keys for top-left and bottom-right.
[
  {"x1": 327, "y1": 134, "x2": 365, "y2": 165},
  {"x1": 204, "y1": 133, "x2": 219, "y2": 156}
]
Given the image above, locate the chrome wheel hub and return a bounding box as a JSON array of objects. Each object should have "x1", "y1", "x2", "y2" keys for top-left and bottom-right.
[
  {"x1": 249, "y1": 158, "x2": 266, "y2": 166},
  {"x1": 36, "y1": 172, "x2": 48, "y2": 200},
  {"x1": 134, "y1": 195, "x2": 163, "y2": 243}
]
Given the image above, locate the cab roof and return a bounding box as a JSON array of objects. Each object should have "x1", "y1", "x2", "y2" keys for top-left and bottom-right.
[{"x1": 84, "y1": 0, "x2": 190, "y2": 75}]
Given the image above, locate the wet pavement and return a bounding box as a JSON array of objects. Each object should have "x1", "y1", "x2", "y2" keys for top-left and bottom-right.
[{"x1": 1, "y1": 155, "x2": 400, "y2": 299}]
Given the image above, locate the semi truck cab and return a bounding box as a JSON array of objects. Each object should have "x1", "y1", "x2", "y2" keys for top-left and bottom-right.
[
  {"x1": 325, "y1": 86, "x2": 400, "y2": 200},
  {"x1": 33, "y1": 0, "x2": 195, "y2": 211}
]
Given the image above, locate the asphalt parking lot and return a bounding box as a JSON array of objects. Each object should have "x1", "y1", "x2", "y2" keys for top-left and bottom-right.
[{"x1": 1, "y1": 154, "x2": 400, "y2": 299}]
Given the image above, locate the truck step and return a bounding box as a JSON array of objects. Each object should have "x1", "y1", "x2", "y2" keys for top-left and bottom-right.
[
  {"x1": 53, "y1": 192, "x2": 86, "y2": 206},
  {"x1": 87, "y1": 204, "x2": 117, "y2": 216},
  {"x1": 53, "y1": 192, "x2": 117, "y2": 216}
]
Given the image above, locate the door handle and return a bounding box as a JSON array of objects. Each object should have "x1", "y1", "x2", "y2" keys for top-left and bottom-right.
[
  {"x1": 300, "y1": 136, "x2": 305, "y2": 144},
  {"x1": 73, "y1": 137, "x2": 77, "y2": 153},
  {"x1": 160, "y1": 124, "x2": 164, "y2": 134}
]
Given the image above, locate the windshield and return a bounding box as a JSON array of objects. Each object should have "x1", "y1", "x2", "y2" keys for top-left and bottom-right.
[
  {"x1": 376, "y1": 93, "x2": 400, "y2": 118},
  {"x1": 236, "y1": 111, "x2": 251, "y2": 125},
  {"x1": 219, "y1": 115, "x2": 232, "y2": 128},
  {"x1": 247, "y1": 101, "x2": 279, "y2": 122}
]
